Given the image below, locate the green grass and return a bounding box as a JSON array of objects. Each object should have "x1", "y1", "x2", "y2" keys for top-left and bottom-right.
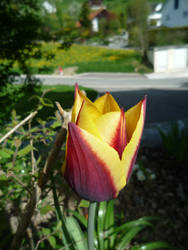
[
  {"x1": 15, "y1": 84, "x2": 98, "y2": 122},
  {"x1": 72, "y1": 50, "x2": 152, "y2": 73},
  {"x1": 12, "y1": 43, "x2": 152, "y2": 75},
  {"x1": 75, "y1": 60, "x2": 135, "y2": 73}
]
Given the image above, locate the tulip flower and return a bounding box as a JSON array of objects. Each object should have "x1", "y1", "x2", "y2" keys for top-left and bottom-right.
[{"x1": 62, "y1": 84, "x2": 146, "y2": 202}]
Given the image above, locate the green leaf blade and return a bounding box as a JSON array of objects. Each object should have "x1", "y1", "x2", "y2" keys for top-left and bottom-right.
[
  {"x1": 131, "y1": 241, "x2": 177, "y2": 250},
  {"x1": 66, "y1": 216, "x2": 88, "y2": 250}
]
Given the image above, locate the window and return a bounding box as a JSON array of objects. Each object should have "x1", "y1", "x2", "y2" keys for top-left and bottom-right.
[
  {"x1": 165, "y1": 15, "x2": 170, "y2": 21},
  {"x1": 183, "y1": 11, "x2": 188, "y2": 17},
  {"x1": 174, "y1": 0, "x2": 179, "y2": 9}
]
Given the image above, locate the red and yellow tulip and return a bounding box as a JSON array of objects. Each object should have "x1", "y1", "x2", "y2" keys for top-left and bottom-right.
[{"x1": 62, "y1": 84, "x2": 146, "y2": 202}]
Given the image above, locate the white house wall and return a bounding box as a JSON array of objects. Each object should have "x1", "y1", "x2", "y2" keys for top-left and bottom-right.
[
  {"x1": 92, "y1": 18, "x2": 99, "y2": 32},
  {"x1": 153, "y1": 46, "x2": 188, "y2": 73},
  {"x1": 162, "y1": 0, "x2": 188, "y2": 27},
  {"x1": 148, "y1": 12, "x2": 162, "y2": 26}
]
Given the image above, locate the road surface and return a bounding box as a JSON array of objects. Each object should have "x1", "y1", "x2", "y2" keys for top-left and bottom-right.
[{"x1": 27, "y1": 73, "x2": 188, "y2": 92}]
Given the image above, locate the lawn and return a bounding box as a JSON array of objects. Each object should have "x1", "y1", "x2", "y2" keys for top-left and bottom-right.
[
  {"x1": 15, "y1": 84, "x2": 98, "y2": 122},
  {"x1": 13, "y1": 43, "x2": 152, "y2": 74}
]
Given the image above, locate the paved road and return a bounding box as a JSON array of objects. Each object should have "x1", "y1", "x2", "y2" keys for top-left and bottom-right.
[
  {"x1": 20, "y1": 73, "x2": 188, "y2": 124},
  {"x1": 31, "y1": 73, "x2": 188, "y2": 92}
]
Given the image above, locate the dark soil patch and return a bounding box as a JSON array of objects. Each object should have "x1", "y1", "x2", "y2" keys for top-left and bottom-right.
[{"x1": 118, "y1": 147, "x2": 188, "y2": 250}]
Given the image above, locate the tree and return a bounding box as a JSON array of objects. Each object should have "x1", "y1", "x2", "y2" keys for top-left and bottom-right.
[
  {"x1": 0, "y1": 0, "x2": 44, "y2": 123},
  {"x1": 41, "y1": 0, "x2": 80, "y2": 47},
  {"x1": 79, "y1": 1, "x2": 91, "y2": 31},
  {"x1": 126, "y1": 0, "x2": 150, "y2": 54},
  {"x1": 68, "y1": 1, "x2": 82, "y2": 21},
  {"x1": 0, "y1": 0, "x2": 43, "y2": 61},
  {"x1": 0, "y1": 0, "x2": 44, "y2": 85}
]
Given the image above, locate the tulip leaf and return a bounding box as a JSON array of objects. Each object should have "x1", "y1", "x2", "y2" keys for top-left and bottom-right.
[
  {"x1": 104, "y1": 200, "x2": 115, "y2": 249},
  {"x1": 131, "y1": 241, "x2": 177, "y2": 250},
  {"x1": 69, "y1": 209, "x2": 87, "y2": 228},
  {"x1": 51, "y1": 175, "x2": 73, "y2": 249},
  {"x1": 116, "y1": 226, "x2": 146, "y2": 249},
  {"x1": 66, "y1": 216, "x2": 88, "y2": 250},
  {"x1": 79, "y1": 199, "x2": 90, "y2": 208},
  {"x1": 111, "y1": 216, "x2": 157, "y2": 236},
  {"x1": 97, "y1": 201, "x2": 107, "y2": 250}
]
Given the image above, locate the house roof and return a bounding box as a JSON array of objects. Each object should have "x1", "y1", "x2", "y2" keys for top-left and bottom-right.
[
  {"x1": 89, "y1": 8, "x2": 116, "y2": 20},
  {"x1": 76, "y1": 8, "x2": 117, "y2": 28}
]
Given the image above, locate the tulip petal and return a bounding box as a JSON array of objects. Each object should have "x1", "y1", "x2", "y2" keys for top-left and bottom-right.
[
  {"x1": 76, "y1": 101, "x2": 102, "y2": 140},
  {"x1": 71, "y1": 84, "x2": 92, "y2": 123},
  {"x1": 63, "y1": 123, "x2": 126, "y2": 202},
  {"x1": 125, "y1": 97, "x2": 146, "y2": 143},
  {"x1": 122, "y1": 96, "x2": 147, "y2": 181},
  {"x1": 94, "y1": 92, "x2": 120, "y2": 114},
  {"x1": 95, "y1": 109, "x2": 126, "y2": 158}
]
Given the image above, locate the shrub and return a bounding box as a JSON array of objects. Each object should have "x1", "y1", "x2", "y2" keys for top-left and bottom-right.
[{"x1": 148, "y1": 26, "x2": 188, "y2": 46}]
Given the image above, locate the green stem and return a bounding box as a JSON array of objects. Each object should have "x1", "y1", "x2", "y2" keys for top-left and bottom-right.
[
  {"x1": 88, "y1": 202, "x2": 97, "y2": 250},
  {"x1": 51, "y1": 175, "x2": 74, "y2": 250}
]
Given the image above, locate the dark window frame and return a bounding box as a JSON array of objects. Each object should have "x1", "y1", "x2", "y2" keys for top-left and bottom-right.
[{"x1": 174, "y1": 0, "x2": 179, "y2": 9}]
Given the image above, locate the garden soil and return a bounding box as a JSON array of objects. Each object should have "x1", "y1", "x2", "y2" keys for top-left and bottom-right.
[{"x1": 118, "y1": 147, "x2": 188, "y2": 250}]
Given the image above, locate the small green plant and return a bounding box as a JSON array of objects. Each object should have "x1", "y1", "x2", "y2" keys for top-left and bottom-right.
[
  {"x1": 158, "y1": 122, "x2": 188, "y2": 162},
  {"x1": 67, "y1": 200, "x2": 176, "y2": 250}
]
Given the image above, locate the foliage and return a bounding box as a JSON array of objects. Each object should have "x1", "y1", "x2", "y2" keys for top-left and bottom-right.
[
  {"x1": 158, "y1": 122, "x2": 188, "y2": 162},
  {"x1": 78, "y1": 1, "x2": 92, "y2": 39},
  {"x1": 0, "y1": 103, "x2": 60, "y2": 249},
  {"x1": 0, "y1": 62, "x2": 19, "y2": 87},
  {"x1": 126, "y1": 0, "x2": 150, "y2": 54},
  {"x1": 0, "y1": 0, "x2": 43, "y2": 62},
  {"x1": 98, "y1": 17, "x2": 121, "y2": 38},
  {"x1": 79, "y1": 1, "x2": 91, "y2": 30},
  {"x1": 148, "y1": 26, "x2": 188, "y2": 46},
  {"x1": 0, "y1": 84, "x2": 24, "y2": 124},
  {"x1": 0, "y1": 0, "x2": 44, "y2": 82},
  {"x1": 69, "y1": 200, "x2": 176, "y2": 250},
  {"x1": 0, "y1": 0, "x2": 47, "y2": 112},
  {"x1": 68, "y1": 1, "x2": 82, "y2": 21},
  {"x1": 42, "y1": 0, "x2": 81, "y2": 47}
]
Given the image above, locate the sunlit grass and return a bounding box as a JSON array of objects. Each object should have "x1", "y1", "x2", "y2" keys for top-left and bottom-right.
[{"x1": 13, "y1": 43, "x2": 152, "y2": 74}]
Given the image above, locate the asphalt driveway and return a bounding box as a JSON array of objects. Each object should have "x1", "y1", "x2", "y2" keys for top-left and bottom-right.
[{"x1": 107, "y1": 88, "x2": 188, "y2": 125}]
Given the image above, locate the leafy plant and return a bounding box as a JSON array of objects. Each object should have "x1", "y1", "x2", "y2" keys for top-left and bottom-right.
[
  {"x1": 0, "y1": 83, "x2": 24, "y2": 124},
  {"x1": 69, "y1": 200, "x2": 176, "y2": 250},
  {"x1": 0, "y1": 91, "x2": 62, "y2": 250},
  {"x1": 158, "y1": 122, "x2": 188, "y2": 162}
]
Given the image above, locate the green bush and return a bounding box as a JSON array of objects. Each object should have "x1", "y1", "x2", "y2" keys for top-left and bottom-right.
[
  {"x1": 0, "y1": 84, "x2": 24, "y2": 124},
  {"x1": 148, "y1": 26, "x2": 188, "y2": 46}
]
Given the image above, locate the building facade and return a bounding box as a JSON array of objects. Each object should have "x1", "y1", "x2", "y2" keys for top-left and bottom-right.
[{"x1": 162, "y1": 0, "x2": 188, "y2": 27}]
